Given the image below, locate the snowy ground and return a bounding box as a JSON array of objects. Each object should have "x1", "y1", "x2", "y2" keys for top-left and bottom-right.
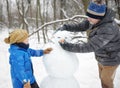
[{"x1": 0, "y1": 29, "x2": 120, "y2": 88}]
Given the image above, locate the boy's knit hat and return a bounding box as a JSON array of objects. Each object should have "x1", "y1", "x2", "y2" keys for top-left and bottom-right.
[
  {"x1": 86, "y1": 1, "x2": 106, "y2": 20},
  {"x1": 4, "y1": 29, "x2": 29, "y2": 44}
]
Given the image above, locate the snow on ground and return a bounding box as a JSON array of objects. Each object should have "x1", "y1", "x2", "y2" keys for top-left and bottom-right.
[{"x1": 0, "y1": 29, "x2": 120, "y2": 88}]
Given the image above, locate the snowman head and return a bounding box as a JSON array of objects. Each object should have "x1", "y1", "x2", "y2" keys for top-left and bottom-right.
[{"x1": 50, "y1": 31, "x2": 71, "y2": 45}]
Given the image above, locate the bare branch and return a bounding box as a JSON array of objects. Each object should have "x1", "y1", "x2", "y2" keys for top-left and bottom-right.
[
  {"x1": 16, "y1": 0, "x2": 29, "y2": 30},
  {"x1": 24, "y1": 18, "x2": 29, "y2": 25},
  {"x1": 61, "y1": 8, "x2": 80, "y2": 23},
  {"x1": 29, "y1": 15, "x2": 88, "y2": 36},
  {"x1": 19, "y1": 9, "x2": 23, "y2": 15},
  {"x1": 61, "y1": 8, "x2": 69, "y2": 18},
  {"x1": 71, "y1": 36, "x2": 87, "y2": 39},
  {"x1": 114, "y1": 18, "x2": 120, "y2": 25},
  {"x1": 73, "y1": 0, "x2": 82, "y2": 10}
]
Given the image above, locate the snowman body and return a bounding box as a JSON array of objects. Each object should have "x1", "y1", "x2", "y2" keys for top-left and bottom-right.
[
  {"x1": 40, "y1": 76, "x2": 80, "y2": 88},
  {"x1": 43, "y1": 31, "x2": 79, "y2": 78}
]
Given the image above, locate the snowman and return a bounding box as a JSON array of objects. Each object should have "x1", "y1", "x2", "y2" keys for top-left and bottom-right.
[
  {"x1": 40, "y1": 30, "x2": 80, "y2": 88},
  {"x1": 42, "y1": 30, "x2": 79, "y2": 78}
]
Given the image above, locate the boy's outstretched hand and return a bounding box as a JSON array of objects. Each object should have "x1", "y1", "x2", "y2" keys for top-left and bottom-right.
[
  {"x1": 44, "y1": 48, "x2": 53, "y2": 54},
  {"x1": 24, "y1": 82, "x2": 31, "y2": 88}
]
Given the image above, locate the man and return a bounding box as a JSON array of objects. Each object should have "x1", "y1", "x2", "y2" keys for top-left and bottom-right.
[{"x1": 59, "y1": 0, "x2": 120, "y2": 88}]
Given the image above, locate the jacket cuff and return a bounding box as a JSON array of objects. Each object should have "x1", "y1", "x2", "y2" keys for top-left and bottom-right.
[
  {"x1": 41, "y1": 50, "x2": 44, "y2": 55},
  {"x1": 22, "y1": 79, "x2": 30, "y2": 84}
]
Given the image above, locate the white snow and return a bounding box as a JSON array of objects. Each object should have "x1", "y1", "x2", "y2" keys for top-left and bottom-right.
[{"x1": 0, "y1": 29, "x2": 120, "y2": 88}]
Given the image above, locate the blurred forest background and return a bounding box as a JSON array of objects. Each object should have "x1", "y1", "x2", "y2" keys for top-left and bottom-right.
[{"x1": 0, "y1": 0, "x2": 120, "y2": 43}]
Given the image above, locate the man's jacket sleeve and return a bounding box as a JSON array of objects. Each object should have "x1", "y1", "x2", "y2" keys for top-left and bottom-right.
[
  {"x1": 60, "y1": 27, "x2": 115, "y2": 53},
  {"x1": 62, "y1": 20, "x2": 90, "y2": 32}
]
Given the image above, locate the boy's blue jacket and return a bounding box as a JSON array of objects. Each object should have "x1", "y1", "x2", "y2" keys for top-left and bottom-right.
[{"x1": 9, "y1": 44, "x2": 44, "y2": 88}]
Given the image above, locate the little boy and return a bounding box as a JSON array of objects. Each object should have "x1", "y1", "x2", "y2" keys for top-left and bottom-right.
[{"x1": 4, "y1": 29, "x2": 52, "y2": 88}]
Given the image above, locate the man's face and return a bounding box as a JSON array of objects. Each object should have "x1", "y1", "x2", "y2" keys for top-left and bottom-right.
[{"x1": 87, "y1": 17, "x2": 100, "y2": 25}]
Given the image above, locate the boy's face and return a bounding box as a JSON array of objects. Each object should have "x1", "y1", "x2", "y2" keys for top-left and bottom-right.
[
  {"x1": 23, "y1": 38, "x2": 29, "y2": 44},
  {"x1": 87, "y1": 17, "x2": 100, "y2": 25}
]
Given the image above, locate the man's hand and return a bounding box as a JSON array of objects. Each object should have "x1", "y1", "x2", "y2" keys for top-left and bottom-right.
[
  {"x1": 57, "y1": 27, "x2": 64, "y2": 31},
  {"x1": 59, "y1": 39, "x2": 65, "y2": 44},
  {"x1": 57, "y1": 25, "x2": 66, "y2": 31},
  {"x1": 24, "y1": 82, "x2": 31, "y2": 88},
  {"x1": 44, "y1": 48, "x2": 53, "y2": 54}
]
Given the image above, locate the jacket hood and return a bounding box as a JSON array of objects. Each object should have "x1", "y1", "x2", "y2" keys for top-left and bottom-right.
[{"x1": 9, "y1": 45, "x2": 19, "y2": 53}]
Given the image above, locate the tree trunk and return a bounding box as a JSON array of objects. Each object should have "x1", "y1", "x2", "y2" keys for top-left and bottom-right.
[
  {"x1": 36, "y1": 0, "x2": 40, "y2": 43},
  {"x1": 6, "y1": 0, "x2": 12, "y2": 28},
  {"x1": 21, "y1": 0, "x2": 25, "y2": 29},
  {"x1": 60, "y1": 0, "x2": 66, "y2": 19},
  {"x1": 29, "y1": 3, "x2": 32, "y2": 18},
  {"x1": 16, "y1": 0, "x2": 29, "y2": 32},
  {"x1": 27, "y1": 0, "x2": 32, "y2": 19},
  {"x1": 0, "y1": 0, "x2": 2, "y2": 22},
  {"x1": 114, "y1": 0, "x2": 120, "y2": 19},
  {"x1": 81, "y1": 0, "x2": 90, "y2": 12},
  {"x1": 42, "y1": 0, "x2": 46, "y2": 43},
  {"x1": 105, "y1": 0, "x2": 108, "y2": 5},
  {"x1": 53, "y1": 0, "x2": 56, "y2": 30},
  {"x1": 117, "y1": 7, "x2": 120, "y2": 19},
  {"x1": 117, "y1": 0, "x2": 120, "y2": 19}
]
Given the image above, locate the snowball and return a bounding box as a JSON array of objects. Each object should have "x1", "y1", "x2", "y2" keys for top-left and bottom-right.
[{"x1": 40, "y1": 76, "x2": 80, "y2": 88}]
